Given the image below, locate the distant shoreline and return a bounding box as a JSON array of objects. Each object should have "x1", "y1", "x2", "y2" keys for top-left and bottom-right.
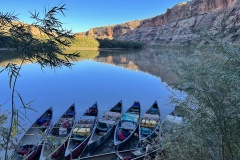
[{"x1": 0, "y1": 47, "x2": 127, "y2": 52}]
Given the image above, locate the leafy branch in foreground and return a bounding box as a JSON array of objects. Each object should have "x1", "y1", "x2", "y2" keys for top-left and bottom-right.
[{"x1": 0, "y1": 4, "x2": 79, "y2": 159}]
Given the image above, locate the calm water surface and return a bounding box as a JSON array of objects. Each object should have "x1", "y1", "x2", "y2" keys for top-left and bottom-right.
[{"x1": 0, "y1": 48, "x2": 187, "y2": 134}]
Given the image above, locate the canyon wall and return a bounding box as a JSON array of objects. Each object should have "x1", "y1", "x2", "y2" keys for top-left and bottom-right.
[{"x1": 77, "y1": 0, "x2": 240, "y2": 46}]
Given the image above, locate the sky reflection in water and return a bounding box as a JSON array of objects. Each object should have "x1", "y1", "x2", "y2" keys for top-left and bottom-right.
[{"x1": 0, "y1": 57, "x2": 181, "y2": 131}]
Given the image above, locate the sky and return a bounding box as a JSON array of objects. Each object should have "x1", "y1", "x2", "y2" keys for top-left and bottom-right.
[{"x1": 1, "y1": 0, "x2": 184, "y2": 33}]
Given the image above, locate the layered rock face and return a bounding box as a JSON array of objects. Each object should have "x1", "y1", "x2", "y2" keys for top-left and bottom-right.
[
  {"x1": 77, "y1": 20, "x2": 142, "y2": 39},
  {"x1": 77, "y1": 0, "x2": 240, "y2": 46}
]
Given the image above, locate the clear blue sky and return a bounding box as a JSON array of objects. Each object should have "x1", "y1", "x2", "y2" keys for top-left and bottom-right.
[{"x1": 1, "y1": 0, "x2": 184, "y2": 33}]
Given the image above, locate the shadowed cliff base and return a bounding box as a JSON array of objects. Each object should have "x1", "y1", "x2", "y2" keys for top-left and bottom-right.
[{"x1": 70, "y1": 35, "x2": 143, "y2": 49}]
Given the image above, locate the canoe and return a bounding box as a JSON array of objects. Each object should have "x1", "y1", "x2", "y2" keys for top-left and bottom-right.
[
  {"x1": 15, "y1": 107, "x2": 53, "y2": 160},
  {"x1": 114, "y1": 101, "x2": 141, "y2": 150},
  {"x1": 79, "y1": 148, "x2": 137, "y2": 160},
  {"x1": 79, "y1": 146, "x2": 161, "y2": 160},
  {"x1": 82, "y1": 101, "x2": 122, "y2": 156},
  {"x1": 39, "y1": 104, "x2": 76, "y2": 159},
  {"x1": 139, "y1": 101, "x2": 160, "y2": 141},
  {"x1": 64, "y1": 102, "x2": 98, "y2": 160}
]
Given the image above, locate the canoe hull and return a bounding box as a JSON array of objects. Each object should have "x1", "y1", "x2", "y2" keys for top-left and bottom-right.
[
  {"x1": 87, "y1": 124, "x2": 116, "y2": 151},
  {"x1": 24, "y1": 144, "x2": 42, "y2": 160},
  {"x1": 80, "y1": 147, "x2": 161, "y2": 160},
  {"x1": 114, "y1": 126, "x2": 138, "y2": 150},
  {"x1": 140, "y1": 122, "x2": 160, "y2": 141},
  {"x1": 51, "y1": 140, "x2": 67, "y2": 158},
  {"x1": 65, "y1": 135, "x2": 91, "y2": 160},
  {"x1": 80, "y1": 149, "x2": 136, "y2": 160},
  {"x1": 16, "y1": 107, "x2": 53, "y2": 160}
]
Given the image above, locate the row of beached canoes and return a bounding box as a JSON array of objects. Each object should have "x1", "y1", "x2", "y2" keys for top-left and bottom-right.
[{"x1": 14, "y1": 101, "x2": 161, "y2": 160}]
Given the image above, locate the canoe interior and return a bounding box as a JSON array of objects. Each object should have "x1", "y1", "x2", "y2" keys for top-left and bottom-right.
[
  {"x1": 83, "y1": 101, "x2": 122, "y2": 155},
  {"x1": 40, "y1": 104, "x2": 75, "y2": 159},
  {"x1": 139, "y1": 101, "x2": 161, "y2": 141},
  {"x1": 114, "y1": 101, "x2": 141, "y2": 149},
  {"x1": 65, "y1": 102, "x2": 98, "y2": 158},
  {"x1": 89, "y1": 101, "x2": 122, "y2": 144},
  {"x1": 15, "y1": 107, "x2": 52, "y2": 159},
  {"x1": 67, "y1": 116, "x2": 96, "y2": 151},
  {"x1": 83, "y1": 102, "x2": 98, "y2": 117}
]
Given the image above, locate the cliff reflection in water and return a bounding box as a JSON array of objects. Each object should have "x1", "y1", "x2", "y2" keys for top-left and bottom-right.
[
  {"x1": 0, "y1": 47, "x2": 195, "y2": 86},
  {"x1": 95, "y1": 47, "x2": 195, "y2": 85}
]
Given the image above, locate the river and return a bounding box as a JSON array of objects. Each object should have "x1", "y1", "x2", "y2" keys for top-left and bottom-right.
[{"x1": 0, "y1": 47, "x2": 189, "y2": 134}]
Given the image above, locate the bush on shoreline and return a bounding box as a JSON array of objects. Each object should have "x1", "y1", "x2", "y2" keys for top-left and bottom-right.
[
  {"x1": 161, "y1": 44, "x2": 240, "y2": 160},
  {"x1": 0, "y1": 34, "x2": 143, "y2": 49},
  {"x1": 96, "y1": 38, "x2": 143, "y2": 49}
]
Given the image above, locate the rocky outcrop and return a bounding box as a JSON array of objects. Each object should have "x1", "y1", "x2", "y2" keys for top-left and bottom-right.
[
  {"x1": 77, "y1": 0, "x2": 240, "y2": 46},
  {"x1": 77, "y1": 20, "x2": 142, "y2": 39}
]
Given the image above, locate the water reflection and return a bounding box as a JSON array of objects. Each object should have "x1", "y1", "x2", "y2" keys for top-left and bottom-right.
[
  {"x1": 0, "y1": 48, "x2": 186, "y2": 135},
  {"x1": 96, "y1": 47, "x2": 195, "y2": 84}
]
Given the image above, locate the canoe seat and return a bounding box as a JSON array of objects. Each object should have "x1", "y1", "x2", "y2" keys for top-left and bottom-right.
[
  {"x1": 141, "y1": 127, "x2": 152, "y2": 136},
  {"x1": 59, "y1": 128, "x2": 67, "y2": 135},
  {"x1": 72, "y1": 135, "x2": 85, "y2": 141},
  {"x1": 96, "y1": 122, "x2": 108, "y2": 132}
]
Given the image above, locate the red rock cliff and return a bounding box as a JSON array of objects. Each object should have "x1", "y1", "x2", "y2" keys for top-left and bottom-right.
[{"x1": 76, "y1": 0, "x2": 239, "y2": 45}]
